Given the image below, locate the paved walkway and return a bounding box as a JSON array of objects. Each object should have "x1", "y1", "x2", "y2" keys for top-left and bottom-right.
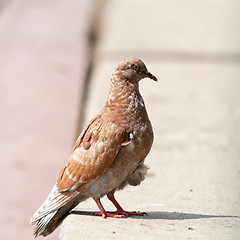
[
  {"x1": 1, "y1": 0, "x2": 239, "y2": 240},
  {"x1": 61, "y1": 0, "x2": 240, "y2": 240}
]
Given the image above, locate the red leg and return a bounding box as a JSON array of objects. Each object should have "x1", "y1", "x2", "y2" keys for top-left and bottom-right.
[
  {"x1": 106, "y1": 193, "x2": 147, "y2": 217},
  {"x1": 94, "y1": 199, "x2": 125, "y2": 218}
]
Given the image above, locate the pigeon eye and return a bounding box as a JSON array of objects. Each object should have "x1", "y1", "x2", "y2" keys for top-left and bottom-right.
[{"x1": 132, "y1": 64, "x2": 140, "y2": 72}]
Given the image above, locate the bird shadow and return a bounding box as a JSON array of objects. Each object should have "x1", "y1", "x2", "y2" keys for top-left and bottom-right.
[{"x1": 70, "y1": 210, "x2": 240, "y2": 220}]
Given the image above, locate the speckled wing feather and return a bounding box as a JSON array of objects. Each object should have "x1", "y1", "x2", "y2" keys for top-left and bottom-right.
[
  {"x1": 31, "y1": 114, "x2": 127, "y2": 223},
  {"x1": 57, "y1": 114, "x2": 126, "y2": 192}
]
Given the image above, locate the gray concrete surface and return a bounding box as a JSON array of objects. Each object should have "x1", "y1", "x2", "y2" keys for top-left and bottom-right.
[{"x1": 60, "y1": 0, "x2": 240, "y2": 239}]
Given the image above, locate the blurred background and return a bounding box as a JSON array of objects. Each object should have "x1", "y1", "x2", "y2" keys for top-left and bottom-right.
[{"x1": 0, "y1": 0, "x2": 239, "y2": 239}]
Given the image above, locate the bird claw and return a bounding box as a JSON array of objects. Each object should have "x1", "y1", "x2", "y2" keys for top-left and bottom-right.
[
  {"x1": 94, "y1": 210, "x2": 147, "y2": 218},
  {"x1": 94, "y1": 211, "x2": 126, "y2": 218}
]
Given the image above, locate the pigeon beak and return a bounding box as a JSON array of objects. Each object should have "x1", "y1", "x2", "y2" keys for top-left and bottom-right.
[{"x1": 144, "y1": 71, "x2": 158, "y2": 81}]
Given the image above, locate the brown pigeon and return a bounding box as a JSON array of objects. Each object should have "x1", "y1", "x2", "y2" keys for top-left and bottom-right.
[{"x1": 30, "y1": 58, "x2": 157, "y2": 237}]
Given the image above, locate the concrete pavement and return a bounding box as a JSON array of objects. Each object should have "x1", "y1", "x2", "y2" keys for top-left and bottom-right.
[
  {"x1": 1, "y1": 0, "x2": 239, "y2": 239},
  {"x1": 60, "y1": 0, "x2": 240, "y2": 239}
]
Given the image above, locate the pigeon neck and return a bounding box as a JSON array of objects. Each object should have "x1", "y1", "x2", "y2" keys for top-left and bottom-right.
[
  {"x1": 107, "y1": 75, "x2": 140, "y2": 106},
  {"x1": 102, "y1": 74, "x2": 147, "y2": 126}
]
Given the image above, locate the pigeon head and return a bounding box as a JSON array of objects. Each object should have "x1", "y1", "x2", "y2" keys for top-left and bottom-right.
[{"x1": 115, "y1": 58, "x2": 158, "y2": 83}]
